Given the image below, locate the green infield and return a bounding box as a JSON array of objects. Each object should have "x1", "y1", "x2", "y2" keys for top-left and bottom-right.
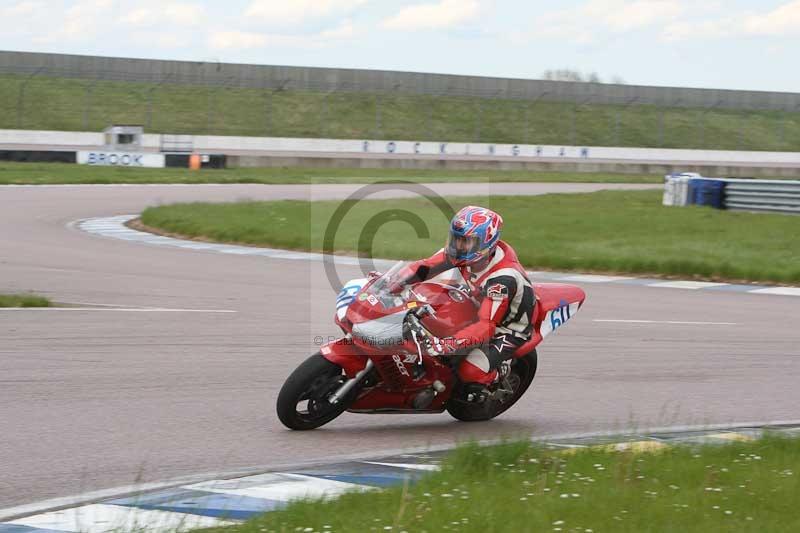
[
  {"x1": 140, "y1": 190, "x2": 800, "y2": 284},
  {"x1": 0, "y1": 162, "x2": 660, "y2": 185},
  {"x1": 2, "y1": 73, "x2": 799, "y2": 151},
  {"x1": 0, "y1": 293, "x2": 50, "y2": 307},
  {"x1": 204, "y1": 435, "x2": 800, "y2": 533}
]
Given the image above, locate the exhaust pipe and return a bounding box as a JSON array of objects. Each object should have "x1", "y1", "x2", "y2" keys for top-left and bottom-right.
[{"x1": 329, "y1": 359, "x2": 374, "y2": 404}]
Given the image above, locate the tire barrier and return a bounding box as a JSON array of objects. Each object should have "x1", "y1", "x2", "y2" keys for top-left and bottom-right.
[{"x1": 663, "y1": 173, "x2": 800, "y2": 214}]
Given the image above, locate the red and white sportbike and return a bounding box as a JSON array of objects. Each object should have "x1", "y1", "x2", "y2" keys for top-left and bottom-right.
[{"x1": 277, "y1": 262, "x2": 585, "y2": 430}]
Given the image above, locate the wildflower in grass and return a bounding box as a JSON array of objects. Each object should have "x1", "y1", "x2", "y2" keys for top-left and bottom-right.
[{"x1": 553, "y1": 520, "x2": 564, "y2": 525}]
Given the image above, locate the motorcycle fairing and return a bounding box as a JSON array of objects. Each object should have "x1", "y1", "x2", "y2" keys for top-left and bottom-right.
[
  {"x1": 319, "y1": 338, "x2": 369, "y2": 377},
  {"x1": 512, "y1": 283, "x2": 586, "y2": 357}
]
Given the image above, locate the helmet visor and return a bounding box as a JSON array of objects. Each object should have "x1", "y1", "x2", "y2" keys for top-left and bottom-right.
[{"x1": 446, "y1": 232, "x2": 481, "y2": 262}]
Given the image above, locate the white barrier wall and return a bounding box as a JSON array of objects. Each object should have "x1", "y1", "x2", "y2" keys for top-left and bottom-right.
[
  {"x1": 3, "y1": 129, "x2": 800, "y2": 166},
  {"x1": 0, "y1": 129, "x2": 103, "y2": 147},
  {"x1": 194, "y1": 136, "x2": 800, "y2": 164}
]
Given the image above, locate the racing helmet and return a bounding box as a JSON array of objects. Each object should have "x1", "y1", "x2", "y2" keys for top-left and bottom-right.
[{"x1": 445, "y1": 206, "x2": 503, "y2": 266}]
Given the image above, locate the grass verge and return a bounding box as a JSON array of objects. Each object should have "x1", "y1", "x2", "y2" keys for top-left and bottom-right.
[
  {"x1": 0, "y1": 293, "x2": 50, "y2": 307},
  {"x1": 3, "y1": 73, "x2": 800, "y2": 151},
  {"x1": 203, "y1": 435, "x2": 800, "y2": 533},
  {"x1": 0, "y1": 162, "x2": 661, "y2": 185},
  {"x1": 140, "y1": 190, "x2": 800, "y2": 284}
]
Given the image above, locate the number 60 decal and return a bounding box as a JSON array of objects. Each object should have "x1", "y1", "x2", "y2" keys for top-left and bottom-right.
[{"x1": 540, "y1": 300, "x2": 580, "y2": 338}]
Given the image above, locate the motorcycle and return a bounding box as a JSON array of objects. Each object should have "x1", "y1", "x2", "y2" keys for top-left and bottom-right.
[{"x1": 277, "y1": 261, "x2": 585, "y2": 430}]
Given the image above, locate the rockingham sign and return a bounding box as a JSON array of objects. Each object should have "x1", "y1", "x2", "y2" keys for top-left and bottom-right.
[
  {"x1": 77, "y1": 151, "x2": 165, "y2": 168},
  {"x1": 361, "y1": 140, "x2": 591, "y2": 158}
]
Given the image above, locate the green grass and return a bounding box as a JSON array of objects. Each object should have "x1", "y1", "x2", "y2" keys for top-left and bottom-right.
[
  {"x1": 0, "y1": 162, "x2": 660, "y2": 185},
  {"x1": 140, "y1": 190, "x2": 800, "y2": 284},
  {"x1": 2, "y1": 73, "x2": 800, "y2": 151},
  {"x1": 0, "y1": 293, "x2": 50, "y2": 307},
  {"x1": 204, "y1": 435, "x2": 800, "y2": 533}
]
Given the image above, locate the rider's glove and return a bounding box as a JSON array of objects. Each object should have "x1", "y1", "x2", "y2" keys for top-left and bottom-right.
[
  {"x1": 426, "y1": 336, "x2": 461, "y2": 356},
  {"x1": 388, "y1": 265, "x2": 417, "y2": 294}
]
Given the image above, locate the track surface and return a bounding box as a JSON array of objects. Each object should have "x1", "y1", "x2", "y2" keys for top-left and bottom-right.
[{"x1": 1, "y1": 183, "x2": 797, "y2": 508}]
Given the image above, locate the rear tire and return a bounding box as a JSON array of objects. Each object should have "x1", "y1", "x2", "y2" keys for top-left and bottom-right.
[
  {"x1": 446, "y1": 350, "x2": 537, "y2": 422},
  {"x1": 276, "y1": 353, "x2": 354, "y2": 430}
]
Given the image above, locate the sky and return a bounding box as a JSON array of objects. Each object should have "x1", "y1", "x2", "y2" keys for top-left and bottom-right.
[{"x1": 1, "y1": 0, "x2": 799, "y2": 92}]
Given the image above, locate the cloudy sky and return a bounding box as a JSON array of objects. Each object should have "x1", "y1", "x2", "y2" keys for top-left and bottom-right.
[{"x1": 1, "y1": 0, "x2": 799, "y2": 92}]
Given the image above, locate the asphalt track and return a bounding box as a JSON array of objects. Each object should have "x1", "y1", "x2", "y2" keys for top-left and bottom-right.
[{"x1": 1, "y1": 182, "x2": 798, "y2": 509}]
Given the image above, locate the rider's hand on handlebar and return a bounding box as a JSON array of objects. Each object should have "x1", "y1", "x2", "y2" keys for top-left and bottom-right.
[{"x1": 425, "y1": 336, "x2": 461, "y2": 356}]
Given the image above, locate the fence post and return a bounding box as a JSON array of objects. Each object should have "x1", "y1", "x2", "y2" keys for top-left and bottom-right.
[
  {"x1": 16, "y1": 67, "x2": 44, "y2": 129},
  {"x1": 426, "y1": 97, "x2": 434, "y2": 141},
  {"x1": 777, "y1": 103, "x2": 799, "y2": 147},
  {"x1": 526, "y1": 91, "x2": 550, "y2": 145},
  {"x1": 615, "y1": 96, "x2": 640, "y2": 146},
  {"x1": 374, "y1": 94, "x2": 381, "y2": 139},
  {"x1": 83, "y1": 77, "x2": 99, "y2": 130},
  {"x1": 146, "y1": 73, "x2": 174, "y2": 131},
  {"x1": 264, "y1": 78, "x2": 291, "y2": 137},
  {"x1": 697, "y1": 99, "x2": 724, "y2": 148},
  {"x1": 475, "y1": 100, "x2": 482, "y2": 143},
  {"x1": 570, "y1": 95, "x2": 596, "y2": 145},
  {"x1": 737, "y1": 114, "x2": 746, "y2": 150},
  {"x1": 206, "y1": 87, "x2": 213, "y2": 134},
  {"x1": 523, "y1": 102, "x2": 529, "y2": 145}
]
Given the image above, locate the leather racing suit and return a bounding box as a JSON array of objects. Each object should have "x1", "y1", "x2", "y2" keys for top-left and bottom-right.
[{"x1": 401, "y1": 240, "x2": 536, "y2": 386}]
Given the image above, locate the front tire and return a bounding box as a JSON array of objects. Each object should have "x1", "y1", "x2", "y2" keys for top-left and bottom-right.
[
  {"x1": 276, "y1": 353, "x2": 354, "y2": 430},
  {"x1": 446, "y1": 350, "x2": 537, "y2": 422}
]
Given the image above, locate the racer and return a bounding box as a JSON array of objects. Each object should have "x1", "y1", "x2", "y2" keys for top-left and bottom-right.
[{"x1": 395, "y1": 206, "x2": 536, "y2": 402}]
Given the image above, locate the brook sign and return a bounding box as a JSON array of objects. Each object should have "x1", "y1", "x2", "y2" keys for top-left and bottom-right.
[{"x1": 77, "y1": 151, "x2": 165, "y2": 168}]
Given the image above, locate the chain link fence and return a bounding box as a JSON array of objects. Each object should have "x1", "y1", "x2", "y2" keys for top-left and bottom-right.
[{"x1": 1, "y1": 63, "x2": 799, "y2": 151}]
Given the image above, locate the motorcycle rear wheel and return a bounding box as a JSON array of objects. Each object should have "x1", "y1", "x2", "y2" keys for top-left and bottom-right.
[
  {"x1": 276, "y1": 353, "x2": 355, "y2": 430},
  {"x1": 446, "y1": 350, "x2": 537, "y2": 422}
]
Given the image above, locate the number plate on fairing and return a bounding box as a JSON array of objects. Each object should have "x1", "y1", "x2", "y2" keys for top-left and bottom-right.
[{"x1": 539, "y1": 300, "x2": 581, "y2": 338}]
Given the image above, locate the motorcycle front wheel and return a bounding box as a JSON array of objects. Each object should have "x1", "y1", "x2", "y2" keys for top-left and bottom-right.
[
  {"x1": 446, "y1": 350, "x2": 537, "y2": 422},
  {"x1": 276, "y1": 353, "x2": 355, "y2": 430}
]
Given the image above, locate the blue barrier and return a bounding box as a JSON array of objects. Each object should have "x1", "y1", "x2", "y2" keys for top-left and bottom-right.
[{"x1": 689, "y1": 178, "x2": 726, "y2": 209}]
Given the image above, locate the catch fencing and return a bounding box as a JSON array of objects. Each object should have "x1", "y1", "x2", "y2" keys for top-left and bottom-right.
[
  {"x1": 1, "y1": 51, "x2": 800, "y2": 151},
  {"x1": 3, "y1": 50, "x2": 800, "y2": 110}
]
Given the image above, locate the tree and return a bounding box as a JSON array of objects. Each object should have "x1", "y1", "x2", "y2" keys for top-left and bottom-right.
[{"x1": 542, "y1": 69, "x2": 625, "y2": 84}]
